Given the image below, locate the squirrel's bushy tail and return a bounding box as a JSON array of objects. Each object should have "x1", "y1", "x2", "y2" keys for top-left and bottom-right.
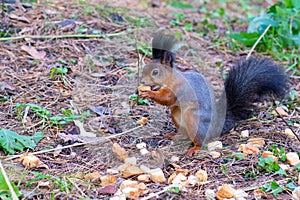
[{"x1": 222, "y1": 57, "x2": 289, "y2": 134}]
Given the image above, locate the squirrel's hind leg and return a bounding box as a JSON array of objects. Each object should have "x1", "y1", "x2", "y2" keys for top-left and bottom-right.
[
  {"x1": 183, "y1": 108, "x2": 203, "y2": 156},
  {"x1": 167, "y1": 105, "x2": 189, "y2": 140}
]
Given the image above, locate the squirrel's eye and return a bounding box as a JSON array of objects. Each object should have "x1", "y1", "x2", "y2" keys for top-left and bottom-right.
[{"x1": 152, "y1": 69, "x2": 159, "y2": 76}]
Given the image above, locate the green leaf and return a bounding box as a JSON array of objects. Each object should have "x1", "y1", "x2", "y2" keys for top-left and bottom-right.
[
  {"x1": 262, "y1": 181, "x2": 284, "y2": 197},
  {"x1": 228, "y1": 32, "x2": 261, "y2": 46},
  {"x1": 184, "y1": 21, "x2": 193, "y2": 31},
  {"x1": 168, "y1": 186, "x2": 180, "y2": 193},
  {"x1": 247, "y1": 14, "x2": 279, "y2": 33},
  {"x1": 234, "y1": 152, "x2": 245, "y2": 160},
  {"x1": 0, "y1": 171, "x2": 20, "y2": 199},
  {"x1": 286, "y1": 182, "x2": 297, "y2": 190},
  {"x1": 170, "y1": 1, "x2": 195, "y2": 9},
  {"x1": 129, "y1": 94, "x2": 138, "y2": 101},
  {"x1": 0, "y1": 128, "x2": 44, "y2": 155}
]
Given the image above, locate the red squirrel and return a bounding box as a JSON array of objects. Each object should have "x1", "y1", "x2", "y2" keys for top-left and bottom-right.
[{"x1": 139, "y1": 32, "x2": 289, "y2": 155}]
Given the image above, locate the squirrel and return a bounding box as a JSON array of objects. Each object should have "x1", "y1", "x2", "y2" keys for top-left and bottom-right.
[{"x1": 139, "y1": 32, "x2": 289, "y2": 156}]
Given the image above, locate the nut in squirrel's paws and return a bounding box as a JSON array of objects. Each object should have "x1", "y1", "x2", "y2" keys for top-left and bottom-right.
[{"x1": 138, "y1": 86, "x2": 151, "y2": 98}]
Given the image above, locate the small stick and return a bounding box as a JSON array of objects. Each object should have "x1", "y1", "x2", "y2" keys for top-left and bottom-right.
[
  {"x1": 0, "y1": 32, "x2": 124, "y2": 42},
  {"x1": 134, "y1": 30, "x2": 141, "y2": 103},
  {"x1": 274, "y1": 106, "x2": 300, "y2": 142},
  {"x1": 246, "y1": 24, "x2": 271, "y2": 60},
  {"x1": 0, "y1": 160, "x2": 19, "y2": 200},
  {"x1": 4, "y1": 125, "x2": 143, "y2": 161}
]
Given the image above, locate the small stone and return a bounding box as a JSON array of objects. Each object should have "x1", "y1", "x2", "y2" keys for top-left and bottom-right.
[
  {"x1": 240, "y1": 130, "x2": 249, "y2": 138},
  {"x1": 171, "y1": 173, "x2": 187, "y2": 185},
  {"x1": 124, "y1": 157, "x2": 137, "y2": 165},
  {"x1": 216, "y1": 184, "x2": 235, "y2": 200},
  {"x1": 149, "y1": 168, "x2": 166, "y2": 183},
  {"x1": 195, "y1": 170, "x2": 208, "y2": 182},
  {"x1": 170, "y1": 156, "x2": 180, "y2": 162},
  {"x1": 137, "y1": 174, "x2": 150, "y2": 182},
  {"x1": 207, "y1": 141, "x2": 223, "y2": 151},
  {"x1": 121, "y1": 187, "x2": 140, "y2": 199},
  {"x1": 292, "y1": 186, "x2": 300, "y2": 200},
  {"x1": 286, "y1": 152, "x2": 300, "y2": 166},
  {"x1": 168, "y1": 173, "x2": 177, "y2": 184},
  {"x1": 187, "y1": 175, "x2": 199, "y2": 186},
  {"x1": 209, "y1": 151, "x2": 221, "y2": 159},
  {"x1": 279, "y1": 164, "x2": 289, "y2": 171},
  {"x1": 119, "y1": 180, "x2": 148, "y2": 198},
  {"x1": 140, "y1": 148, "x2": 150, "y2": 155},
  {"x1": 176, "y1": 168, "x2": 189, "y2": 176},
  {"x1": 107, "y1": 168, "x2": 119, "y2": 175},
  {"x1": 284, "y1": 128, "x2": 295, "y2": 138},
  {"x1": 109, "y1": 194, "x2": 126, "y2": 200},
  {"x1": 136, "y1": 142, "x2": 147, "y2": 149},
  {"x1": 112, "y1": 143, "x2": 128, "y2": 161},
  {"x1": 140, "y1": 165, "x2": 151, "y2": 173},
  {"x1": 120, "y1": 180, "x2": 139, "y2": 189},
  {"x1": 205, "y1": 189, "x2": 216, "y2": 200},
  {"x1": 234, "y1": 189, "x2": 248, "y2": 200}
]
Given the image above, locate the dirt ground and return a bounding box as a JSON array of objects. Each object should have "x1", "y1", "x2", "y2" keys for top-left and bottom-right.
[{"x1": 0, "y1": 0, "x2": 299, "y2": 199}]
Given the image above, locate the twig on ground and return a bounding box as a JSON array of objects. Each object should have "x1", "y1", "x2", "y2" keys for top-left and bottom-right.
[
  {"x1": 134, "y1": 30, "x2": 142, "y2": 103},
  {"x1": 0, "y1": 32, "x2": 125, "y2": 42},
  {"x1": 141, "y1": 186, "x2": 171, "y2": 200},
  {"x1": 4, "y1": 125, "x2": 143, "y2": 161},
  {"x1": 0, "y1": 160, "x2": 19, "y2": 200},
  {"x1": 246, "y1": 25, "x2": 271, "y2": 60},
  {"x1": 274, "y1": 106, "x2": 300, "y2": 142}
]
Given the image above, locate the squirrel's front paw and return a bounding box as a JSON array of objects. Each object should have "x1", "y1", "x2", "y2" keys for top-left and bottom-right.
[{"x1": 139, "y1": 90, "x2": 151, "y2": 98}]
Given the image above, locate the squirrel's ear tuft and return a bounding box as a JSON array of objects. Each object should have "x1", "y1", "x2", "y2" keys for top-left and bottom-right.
[{"x1": 152, "y1": 31, "x2": 177, "y2": 68}]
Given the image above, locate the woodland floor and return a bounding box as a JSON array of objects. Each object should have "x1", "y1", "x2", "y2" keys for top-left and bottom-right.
[{"x1": 0, "y1": 0, "x2": 300, "y2": 199}]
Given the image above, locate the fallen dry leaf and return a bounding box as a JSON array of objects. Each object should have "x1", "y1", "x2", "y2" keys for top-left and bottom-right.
[
  {"x1": 9, "y1": 13, "x2": 31, "y2": 23},
  {"x1": 100, "y1": 175, "x2": 117, "y2": 186},
  {"x1": 20, "y1": 154, "x2": 40, "y2": 169},
  {"x1": 21, "y1": 45, "x2": 46, "y2": 60},
  {"x1": 99, "y1": 185, "x2": 118, "y2": 195}
]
